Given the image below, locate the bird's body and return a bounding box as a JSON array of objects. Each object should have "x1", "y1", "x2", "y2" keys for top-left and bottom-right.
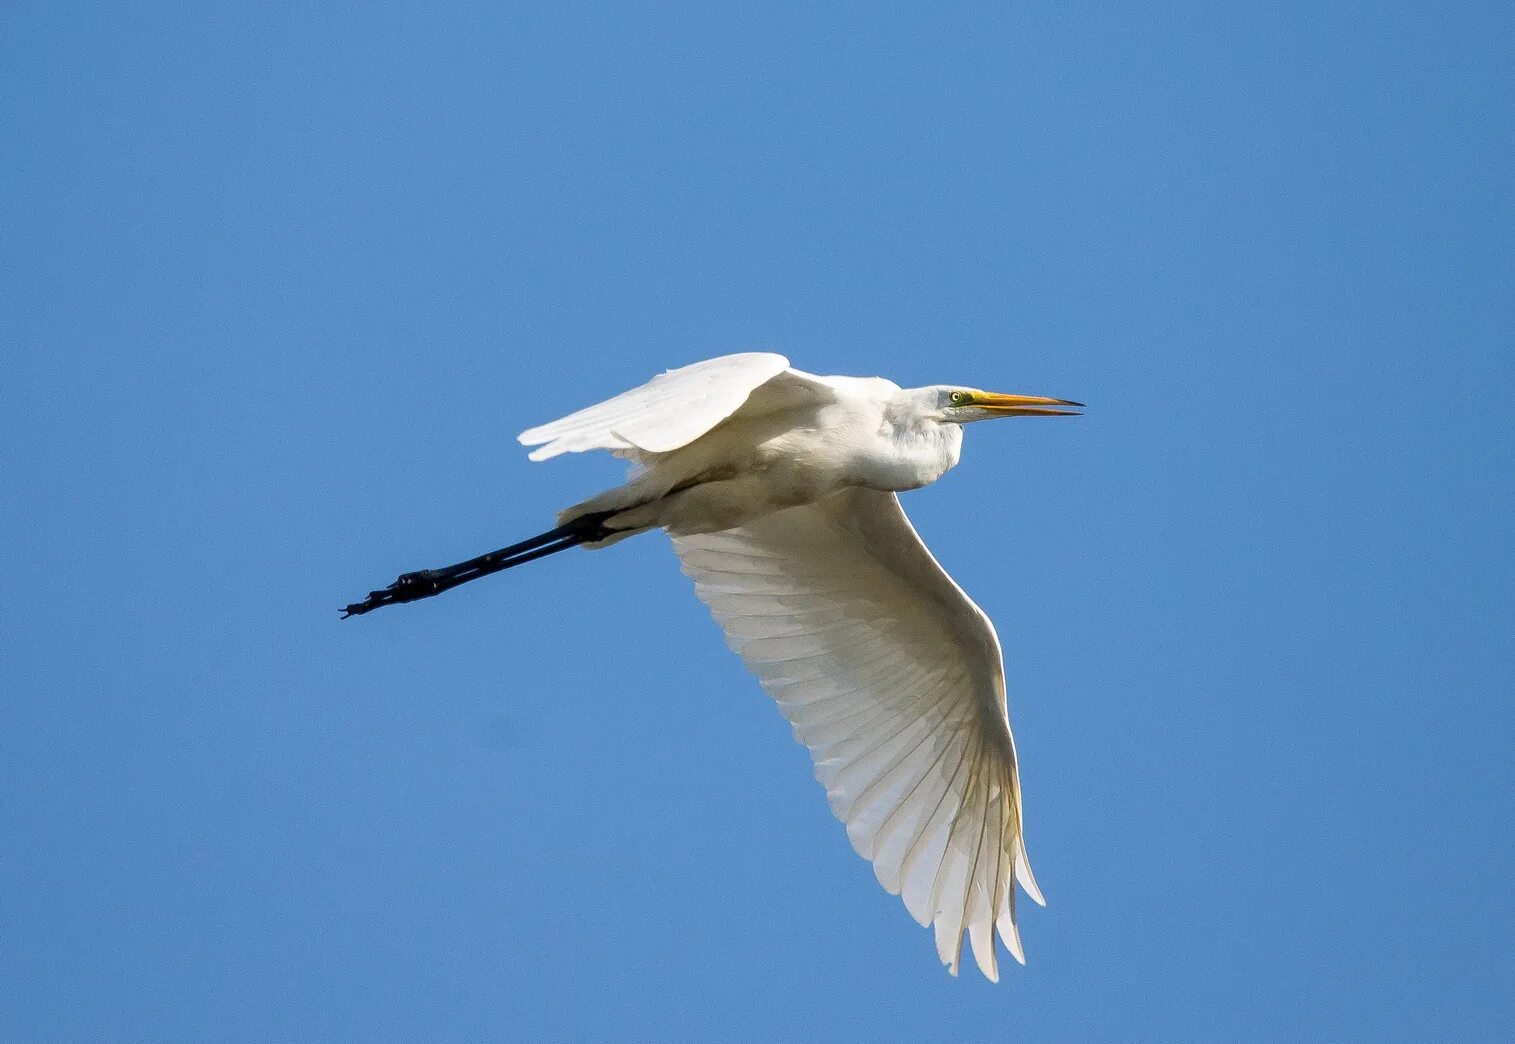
[
  {"x1": 548, "y1": 367, "x2": 965, "y2": 541},
  {"x1": 345, "y1": 352, "x2": 1081, "y2": 980}
]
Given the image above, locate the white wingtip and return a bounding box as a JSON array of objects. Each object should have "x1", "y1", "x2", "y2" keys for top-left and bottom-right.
[
  {"x1": 1015, "y1": 839, "x2": 1047, "y2": 907},
  {"x1": 998, "y1": 908, "x2": 1028, "y2": 965},
  {"x1": 969, "y1": 919, "x2": 1000, "y2": 981}
]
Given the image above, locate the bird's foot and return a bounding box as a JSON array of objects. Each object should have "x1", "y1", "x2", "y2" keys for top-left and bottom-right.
[{"x1": 340, "y1": 570, "x2": 443, "y2": 618}]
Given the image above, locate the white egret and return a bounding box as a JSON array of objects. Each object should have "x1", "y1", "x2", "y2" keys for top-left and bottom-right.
[{"x1": 343, "y1": 352, "x2": 1081, "y2": 979}]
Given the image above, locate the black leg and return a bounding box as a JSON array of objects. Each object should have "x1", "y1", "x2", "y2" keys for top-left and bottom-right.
[{"x1": 341, "y1": 512, "x2": 615, "y2": 618}]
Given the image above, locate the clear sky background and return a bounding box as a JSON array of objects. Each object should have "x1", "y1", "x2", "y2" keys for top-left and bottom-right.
[{"x1": 3, "y1": 3, "x2": 1511, "y2": 1042}]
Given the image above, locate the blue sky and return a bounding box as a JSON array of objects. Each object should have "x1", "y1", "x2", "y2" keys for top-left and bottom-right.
[{"x1": 3, "y1": 2, "x2": 1511, "y2": 1041}]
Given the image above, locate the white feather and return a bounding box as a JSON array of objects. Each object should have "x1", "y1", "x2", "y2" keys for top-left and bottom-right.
[
  {"x1": 673, "y1": 488, "x2": 1042, "y2": 979},
  {"x1": 517, "y1": 352, "x2": 791, "y2": 460}
]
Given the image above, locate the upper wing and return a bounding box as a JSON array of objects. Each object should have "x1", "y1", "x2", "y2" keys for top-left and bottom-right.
[
  {"x1": 518, "y1": 352, "x2": 792, "y2": 461},
  {"x1": 672, "y1": 488, "x2": 1045, "y2": 980}
]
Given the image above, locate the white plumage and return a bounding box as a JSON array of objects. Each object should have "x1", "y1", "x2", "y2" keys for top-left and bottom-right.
[
  {"x1": 675, "y1": 490, "x2": 1042, "y2": 979},
  {"x1": 519, "y1": 352, "x2": 796, "y2": 460},
  {"x1": 512, "y1": 353, "x2": 1080, "y2": 979}
]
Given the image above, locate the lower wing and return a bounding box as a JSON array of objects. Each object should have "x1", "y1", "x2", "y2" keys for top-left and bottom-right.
[{"x1": 673, "y1": 488, "x2": 1044, "y2": 980}]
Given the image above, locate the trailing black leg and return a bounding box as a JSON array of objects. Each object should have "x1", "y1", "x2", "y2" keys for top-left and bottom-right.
[{"x1": 340, "y1": 511, "x2": 617, "y2": 618}]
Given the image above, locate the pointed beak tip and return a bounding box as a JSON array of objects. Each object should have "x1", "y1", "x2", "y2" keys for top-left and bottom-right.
[{"x1": 977, "y1": 392, "x2": 1085, "y2": 417}]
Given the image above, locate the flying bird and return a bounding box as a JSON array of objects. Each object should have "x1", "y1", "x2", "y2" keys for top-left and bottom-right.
[{"x1": 342, "y1": 352, "x2": 1081, "y2": 979}]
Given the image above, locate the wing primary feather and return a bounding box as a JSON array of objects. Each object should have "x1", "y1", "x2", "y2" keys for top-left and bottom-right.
[
  {"x1": 822, "y1": 679, "x2": 943, "y2": 798},
  {"x1": 1015, "y1": 835, "x2": 1047, "y2": 907},
  {"x1": 868, "y1": 715, "x2": 968, "y2": 886},
  {"x1": 898, "y1": 730, "x2": 975, "y2": 925},
  {"x1": 971, "y1": 785, "x2": 1008, "y2": 980},
  {"x1": 842, "y1": 684, "x2": 965, "y2": 836},
  {"x1": 934, "y1": 736, "x2": 989, "y2": 974}
]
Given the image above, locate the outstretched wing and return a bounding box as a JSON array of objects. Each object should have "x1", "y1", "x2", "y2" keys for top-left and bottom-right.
[
  {"x1": 672, "y1": 488, "x2": 1045, "y2": 980},
  {"x1": 518, "y1": 352, "x2": 793, "y2": 461}
]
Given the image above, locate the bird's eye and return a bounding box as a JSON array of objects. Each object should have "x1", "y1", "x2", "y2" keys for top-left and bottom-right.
[{"x1": 950, "y1": 391, "x2": 972, "y2": 405}]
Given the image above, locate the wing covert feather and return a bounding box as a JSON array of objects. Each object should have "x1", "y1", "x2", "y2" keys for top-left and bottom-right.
[
  {"x1": 517, "y1": 352, "x2": 790, "y2": 460},
  {"x1": 672, "y1": 488, "x2": 1043, "y2": 979}
]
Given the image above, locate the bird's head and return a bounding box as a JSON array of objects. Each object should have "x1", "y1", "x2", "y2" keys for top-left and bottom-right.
[{"x1": 926, "y1": 386, "x2": 1084, "y2": 424}]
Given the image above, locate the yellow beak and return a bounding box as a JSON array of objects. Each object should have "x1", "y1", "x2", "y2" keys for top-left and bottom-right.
[{"x1": 971, "y1": 391, "x2": 1085, "y2": 417}]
